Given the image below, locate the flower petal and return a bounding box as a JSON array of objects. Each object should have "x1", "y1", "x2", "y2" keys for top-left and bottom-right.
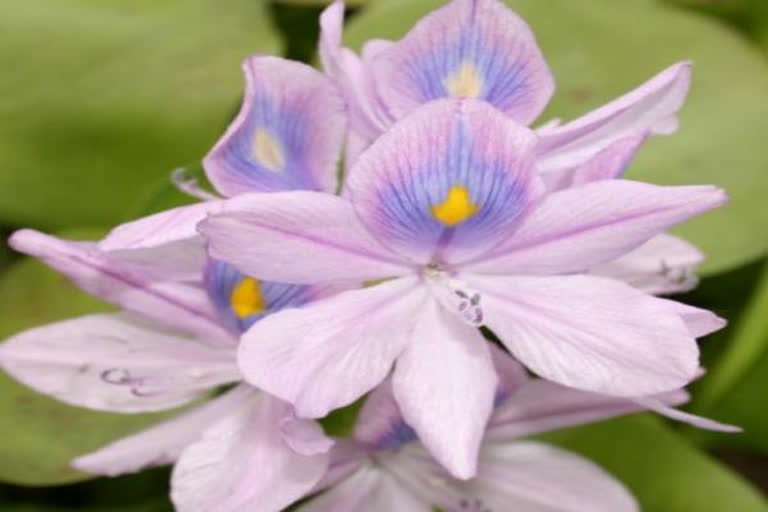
[
  {"x1": 537, "y1": 62, "x2": 691, "y2": 174},
  {"x1": 319, "y1": 1, "x2": 391, "y2": 141},
  {"x1": 590, "y1": 233, "x2": 703, "y2": 295},
  {"x1": 488, "y1": 376, "x2": 738, "y2": 436},
  {"x1": 237, "y1": 277, "x2": 428, "y2": 417},
  {"x1": 346, "y1": 99, "x2": 540, "y2": 264},
  {"x1": 171, "y1": 391, "x2": 330, "y2": 512},
  {"x1": 487, "y1": 380, "x2": 688, "y2": 441},
  {"x1": 72, "y1": 385, "x2": 253, "y2": 476},
  {"x1": 354, "y1": 348, "x2": 527, "y2": 451},
  {"x1": 563, "y1": 133, "x2": 648, "y2": 189},
  {"x1": 200, "y1": 191, "x2": 413, "y2": 284},
  {"x1": 488, "y1": 345, "x2": 530, "y2": 405},
  {"x1": 383, "y1": 441, "x2": 637, "y2": 512},
  {"x1": 0, "y1": 313, "x2": 239, "y2": 413},
  {"x1": 299, "y1": 464, "x2": 427, "y2": 512},
  {"x1": 204, "y1": 56, "x2": 345, "y2": 196},
  {"x1": 632, "y1": 396, "x2": 741, "y2": 433},
  {"x1": 371, "y1": 0, "x2": 554, "y2": 124},
  {"x1": 99, "y1": 201, "x2": 224, "y2": 252},
  {"x1": 312, "y1": 439, "x2": 367, "y2": 493},
  {"x1": 392, "y1": 299, "x2": 497, "y2": 479},
  {"x1": 459, "y1": 442, "x2": 639, "y2": 512},
  {"x1": 353, "y1": 378, "x2": 418, "y2": 450},
  {"x1": 658, "y1": 299, "x2": 726, "y2": 338},
  {"x1": 461, "y1": 180, "x2": 726, "y2": 275},
  {"x1": 9, "y1": 229, "x2": 231, "y2": 342},
  {"x1": 468, "y1": 274, "x2": 700, "y2": 396}
]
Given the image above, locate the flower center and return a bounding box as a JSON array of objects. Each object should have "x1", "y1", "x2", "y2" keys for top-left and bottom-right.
[
  {"x1": 230, "y1": 277, "x2": 267, "y2": 319},
  {"x1": 251, "y1": 128, "x2": 285, "y2": 171},
  {"x1": 423, "y1": 268, "x2": 484, "y2": 327},
  {"x1": 431, "y1": 185, "x2": 479, "y2": 226},
  {"x1": 444, "y1": 61, "x2": 484, "y2": 98}
]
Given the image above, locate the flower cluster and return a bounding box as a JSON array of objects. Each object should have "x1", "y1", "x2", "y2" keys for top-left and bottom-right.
[{"x1": 0, "y1": 0, "x2": 740, "y2": 510}]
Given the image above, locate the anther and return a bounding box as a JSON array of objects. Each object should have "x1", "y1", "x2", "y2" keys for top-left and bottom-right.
[{"x1": 101, "y1": 368, "x2": 133, "y2": 385}]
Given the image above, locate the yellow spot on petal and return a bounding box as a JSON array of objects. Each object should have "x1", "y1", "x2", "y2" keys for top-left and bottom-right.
[
  {"x1": 252, "y1": 129, "x2": 285, "y2": 172},
  {"x1": 431, "y1": 185, "x2": 479, "y2": 226},
  {"x1": 230, "y1": 277, "x2": 266, "y2": 319},
  {"x1": 444, "y1": 61, "x2": 484, "y2": 98}
]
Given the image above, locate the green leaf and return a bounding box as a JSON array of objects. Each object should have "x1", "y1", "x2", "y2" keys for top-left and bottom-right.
[
  {"x1": 0, "y1": 232, "x2": 178, "y2": 485},
  {"x1": 271, "y1": 0, "x2": 368, "y2": 5},
  {"x1": 126, "y1": 163, "x2": 208, "y2": 219},
  {"x1": 755, "y1": 0, "x2": 768, "y2": 53},
  {"x1": 662, "y1": 0, "x2": 753, "y2": 26},
  {"x1": 0, "y1": 0, "x2": 280, "y2": 229},
  {"x1": 319, "y1": 397, "x2": 366, "y2": 437},
  {"x1": 689, "y1": 262, "x2": 768, "y2": 454},
  {"x1": 694, "y1": 262, "x2": 768, "y2": 411},
  {"x1": 0, "y1": 468, "x2": 172, "y2": 511},
  {"x1": 344, "y1": 0, "x2": 768, "y2": 275},
  {"x1": 706, "y1": 350, "x2": 768, "y2": 454},
  {"x1": 538, "y1": 415, "x2": 768, "y2": 512}
]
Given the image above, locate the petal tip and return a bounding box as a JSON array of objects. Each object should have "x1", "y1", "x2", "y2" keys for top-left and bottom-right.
[
  {"x1": 446, "y1": 460, "x2": 478, "y2": 481},
  {"x1": 7, "y1": 228, "x2": 41, "y2": 254}
]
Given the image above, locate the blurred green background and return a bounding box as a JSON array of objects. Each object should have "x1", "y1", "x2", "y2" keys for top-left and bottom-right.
[{"x1": 0, "y1": 0, "x2": 766, "y2": 510}]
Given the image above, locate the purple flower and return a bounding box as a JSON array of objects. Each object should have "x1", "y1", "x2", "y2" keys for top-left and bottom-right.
[
  {"x1": 0, "y1": 54, "x2": 349, "y2": 512},
  {"x1": 198, "y1": 99, "x2": 727, "y2": 478},
  {"x1": 320, "y1": 0, "x2": 690, "y2": 182},
  {"x1": 321, "y1": 0, "x2": 705, "y2": 295},
  {"x1": 0, "y1": 231, "x2": 335, "y2": 512},
  {"x1": 294, "y1": 356, "x2": 723, "y2": 511}
]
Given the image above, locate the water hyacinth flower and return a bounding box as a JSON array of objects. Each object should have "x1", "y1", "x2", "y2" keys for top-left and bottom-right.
[
  {"x1": 0, "y1": 234, "x2": 336, "y2": 512},
  {"x1": 320, "y1": 0, "x2": 690, "y2": 182},
  {"x1": 320, "y1": 0, "x2": 706, "y2": 295},
  {"x1": 0, "y1": 54, "x2": 349, "y2": 512},
  {"x1": 199, "y1": 98, "x2": 727, "y2": 478},
  {"x1": 295, "y1": 357, "x2": 698, "y2": 512},
  {"x1": 95, "y1": 53, "x2": 346, "y2": 263}
]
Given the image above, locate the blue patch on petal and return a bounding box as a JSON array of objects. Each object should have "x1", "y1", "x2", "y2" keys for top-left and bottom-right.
[
  {"x1": 374, "y1": 117, "x2": 527, "y2": 260},
  {"x1": 216, "y1": 93, "x2": 321, "y2": 192},
  {"x1": 204, "y1": 259, "x2": 314, "y2": 333},
  {"x1": 374, "y1": 420, "x2": 419, "y2": 451},
  {"x1": 404, "y1": 24, "x2": 529, "y2": 110}
]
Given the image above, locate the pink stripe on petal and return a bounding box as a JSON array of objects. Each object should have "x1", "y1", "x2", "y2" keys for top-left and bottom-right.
[
  {"x1": 461, "y1": 180, "x2": 726, "y2": 275},
  {"x1": 200, "y1": 191, "x2": 414, "y2": 284},
  {"x1": 10, "y1": 229, "x2": 231, "y2": 342}
]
